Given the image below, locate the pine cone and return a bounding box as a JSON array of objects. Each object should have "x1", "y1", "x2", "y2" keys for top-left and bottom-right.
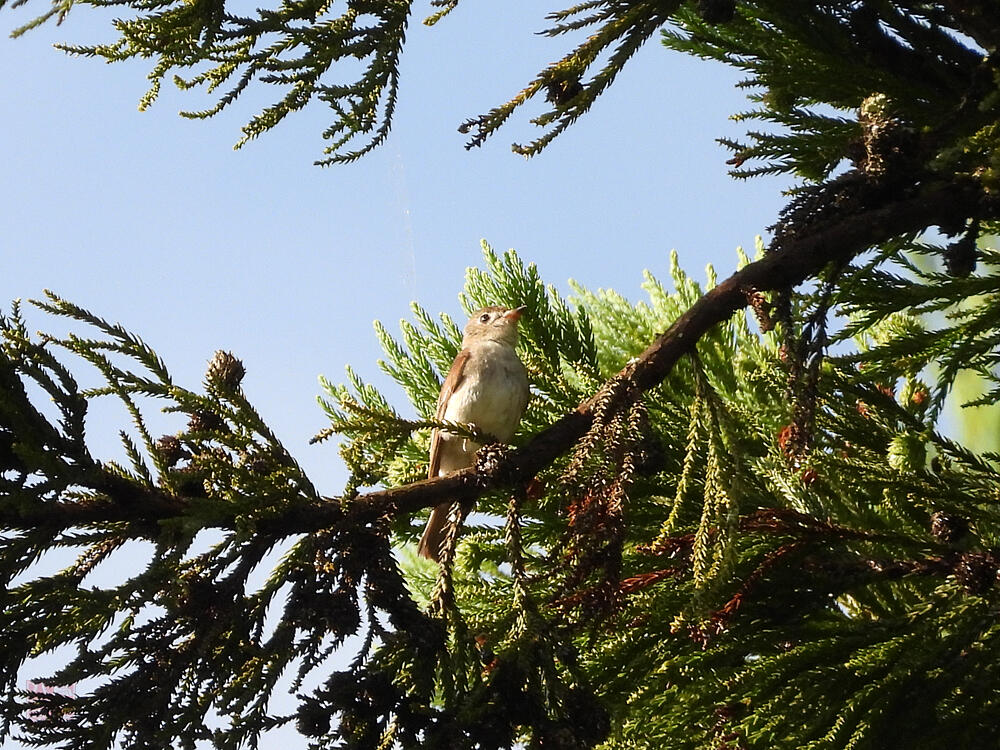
[
  {"x1": 943, "y1": 231, "x2": 977, "y2": 277},
  {"x1": 745, "y1": 288, "x2": 774, "y2": 332},
  {"x1": 295, "y1": 699, "x2": 331, "y2": 737},
  {"x1": 887, "y1": 431, "x2": 926, "y2": 472},
  {"x1": 205, "y1": 350, "x2": 246, "y2": 391},
  {"x1": 545, "y1": 77, "x2": 583, "y2": 106},
  {"x1": 954, "y1": 552, "x2": 997, "y2": 595},
  {"x1": 854, "y1": 93, "x2": 916, "y2": 180},
  {"x1": 930, "y1": 511, "x2": 969, "y2": 545},
  {"x1": 169, "y1": 465, "x2": 208, "y2": 497},
  {"x1": 187, "y1": 410, "x2": 227, "y2": 434},
  {"x1": 154, "y1": 435, "x2": 188, "y2": 468},
  {"x1": 475, "y1": 442, "x2": 518, "y2": 484}
]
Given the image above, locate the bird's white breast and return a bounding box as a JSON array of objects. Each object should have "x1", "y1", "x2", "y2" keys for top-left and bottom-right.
[{"x1": 442, "y1": 341, "x2": 528, "y2": 443}]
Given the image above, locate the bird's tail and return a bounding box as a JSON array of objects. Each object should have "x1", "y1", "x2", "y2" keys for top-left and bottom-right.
[{"x1": 417, "y1": 503, "x2": 451, "y2": 562}]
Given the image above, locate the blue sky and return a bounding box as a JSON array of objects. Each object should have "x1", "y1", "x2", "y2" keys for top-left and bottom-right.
[
  {"x1": 2, "y1": 3, "x2": 793, "y2": 745},
  {"x1": 3, "y1": 4, "x2": 792, "y2": 490}
]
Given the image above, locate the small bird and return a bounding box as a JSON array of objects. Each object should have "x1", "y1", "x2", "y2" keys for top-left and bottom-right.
[{"x1": 417, "y1": 305, "x2": 530, "y2": 562}]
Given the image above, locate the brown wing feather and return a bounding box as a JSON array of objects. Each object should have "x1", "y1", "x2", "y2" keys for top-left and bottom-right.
[{"x1": 427, "y1": 348, "x2": 470, "y2": 480}]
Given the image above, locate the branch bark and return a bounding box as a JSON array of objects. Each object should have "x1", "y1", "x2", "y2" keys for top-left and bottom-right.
[
  {"x1": 343, "y1": 177, "x2": 992, "y2": 522},
  {"x1": 5, "y1": 177, "x2": 994, "y2": 536}
]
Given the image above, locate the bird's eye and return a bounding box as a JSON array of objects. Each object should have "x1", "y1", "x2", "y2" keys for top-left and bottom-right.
[{"x1": 479, "y1": 313, "x2": 491, "y2": 323}]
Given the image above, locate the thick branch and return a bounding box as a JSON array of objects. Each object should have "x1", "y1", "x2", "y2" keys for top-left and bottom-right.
[
  {"x1": 5, "y1": 178, "x2": 993, "y2": 537},
  {"x1": 320, "y1": 177, "x2": 992, "y2": 529}
]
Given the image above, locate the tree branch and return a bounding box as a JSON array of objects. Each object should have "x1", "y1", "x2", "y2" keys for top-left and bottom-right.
[
  {"x1": 5, "y1": 178, "x2": 993, "y2": 538},
  {"x1": 345, "y1": 177, "x2": 993, "y2": 522}
]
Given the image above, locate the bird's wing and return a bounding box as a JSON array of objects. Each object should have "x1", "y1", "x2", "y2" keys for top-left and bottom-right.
[{"x1": 428, "y1": 347, "x2": 470, "y2": 479}]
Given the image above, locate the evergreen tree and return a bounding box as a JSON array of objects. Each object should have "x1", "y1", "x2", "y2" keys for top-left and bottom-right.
[{"x1": 4, "y1": 1, "x2": 1000, "y2": 748}]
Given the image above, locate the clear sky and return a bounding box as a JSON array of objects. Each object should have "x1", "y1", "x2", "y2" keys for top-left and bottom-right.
[
  {"x1": 2, "y1": 3, "x2": 793, "y2": 745},
  {"x1": 3, "y1": 4, "x2": 793, "y2": 489}
]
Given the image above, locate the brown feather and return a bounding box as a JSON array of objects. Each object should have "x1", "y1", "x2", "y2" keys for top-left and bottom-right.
[
  {"x1": 419, "y1": 348, "x2": 472, "y2": 561},
  {"x1": 427, "y1": 347, "x2": 470, "y2": 480},
  {"x1": 417, "y1": 505, "x2": 451, "y2": 562}
]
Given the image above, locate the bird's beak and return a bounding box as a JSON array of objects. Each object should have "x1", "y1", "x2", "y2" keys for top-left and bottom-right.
[{"x1": 503, "y1": 305, "x2": 527, "y2": 322}]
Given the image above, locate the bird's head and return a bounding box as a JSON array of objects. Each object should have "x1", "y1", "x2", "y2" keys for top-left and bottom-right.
[{"x1": 462, "y1": 305, "x2": 526, "y2": 347}]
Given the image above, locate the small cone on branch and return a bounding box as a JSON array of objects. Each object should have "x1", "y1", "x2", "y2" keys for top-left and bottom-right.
[
  {"x1": 205, "y1": 350, "x2": 246, "y2": 392},
  {"x1": 154, "y1": 434, "x2": 188, "y2": 467},
  {"x1": 931, "y1": 511, "x2": 969, "y2": 545},
  {"x1": 187, "y1": 410, "x2": 227, "y2": 434}
]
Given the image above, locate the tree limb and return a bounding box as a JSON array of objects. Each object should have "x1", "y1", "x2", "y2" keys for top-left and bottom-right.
[
  {"x1": 345, "y1": 177, "x2": 994, "y2": 522},
  {"x1": 4, "y1": 177, "x2": 993, "y2": 537}
]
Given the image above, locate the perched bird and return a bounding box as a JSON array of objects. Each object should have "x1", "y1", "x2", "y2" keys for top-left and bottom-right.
[{"x1": 417, "y1": 305, "x2": 530, "y2": 562}]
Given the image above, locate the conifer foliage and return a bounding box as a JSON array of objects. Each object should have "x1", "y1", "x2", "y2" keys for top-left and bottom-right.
[{"x1": 5, "y1": 1, "x2": 1000, "y2": 749}]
